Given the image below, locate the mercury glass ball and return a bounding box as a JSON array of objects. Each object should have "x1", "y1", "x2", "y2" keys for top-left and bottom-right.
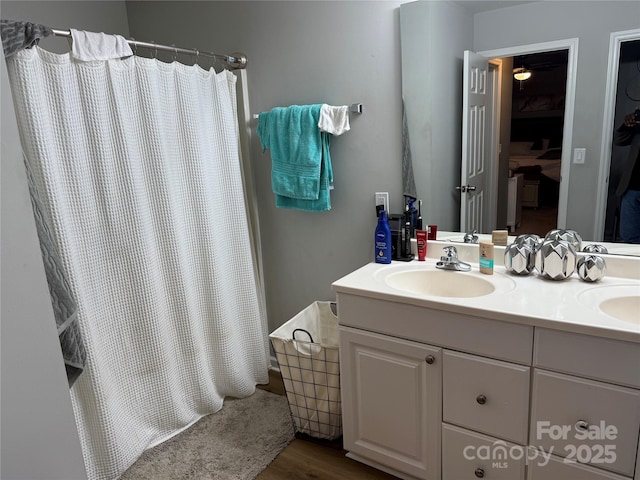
[
  {"x1": 577, "y1": 255, "x2": 606, "y2": 282},
  {"x1": 513, "y1": 234, "x2": 542, "y2": 251},
  {"x1": 544, "y1": 229, "x2": 583, "y2": 252},
  {"x1": 582, "y1": 244, "x2": 609, "y2": 254},
  {"x1": 535, "y1": 239, "x2": 577, "y2": 280},
  {"x1": 504, "y1": 242, "x2": 536, "y2": 275}
]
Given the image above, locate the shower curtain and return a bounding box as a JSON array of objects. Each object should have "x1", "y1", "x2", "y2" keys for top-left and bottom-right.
[{"x1": 7, "y1": 46, "x2": 269, "y2": 480}]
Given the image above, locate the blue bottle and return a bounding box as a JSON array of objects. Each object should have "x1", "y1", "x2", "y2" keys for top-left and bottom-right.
[{"x1": 375, "y1": 210, "x2": 392, "y2": 264}]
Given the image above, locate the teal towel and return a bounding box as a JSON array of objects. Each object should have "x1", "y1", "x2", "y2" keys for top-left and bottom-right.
[{"x1": 257, "y1": 104, "x2": 332, "y2": 212}]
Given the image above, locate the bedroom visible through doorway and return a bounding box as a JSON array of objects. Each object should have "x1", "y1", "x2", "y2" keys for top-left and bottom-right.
[{"x1": 506, "y1": 50, "x2": 569, "y2": 236}]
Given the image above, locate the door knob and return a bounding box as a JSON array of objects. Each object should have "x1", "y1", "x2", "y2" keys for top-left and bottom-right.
[{"x1": 456, "y1": 185, "x2": 477, "y2": 193}]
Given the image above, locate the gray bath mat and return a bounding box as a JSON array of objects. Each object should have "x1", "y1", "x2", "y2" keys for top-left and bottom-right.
[{"x1": 120, "y1": 388, "x2": 294, "y2": 479}]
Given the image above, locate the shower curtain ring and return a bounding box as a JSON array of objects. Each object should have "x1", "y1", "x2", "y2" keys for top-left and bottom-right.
[
  {"x1": 130, "y1": 38, "x2": 137, "y2": 55},
  {"x1": 194, "y1": 49, "x2": 199, "y2": 66},
  {"x1": 171, "y1": 44, "x2": 177, "y2": 62},
  {"x1": 150, "y1": 41, "x2": 157, "y2": 59}
]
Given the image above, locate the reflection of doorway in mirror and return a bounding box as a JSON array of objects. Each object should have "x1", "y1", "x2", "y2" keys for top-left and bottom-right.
[
  {"x1": 605, "y1": 39, "x2": 640, "y2": 242},
  {"x1": 474, "y1": 38, "x2": 578, "y2": 239},
  {"x1": 508, "y1": 50, "x2": 568, "y2": 238}
]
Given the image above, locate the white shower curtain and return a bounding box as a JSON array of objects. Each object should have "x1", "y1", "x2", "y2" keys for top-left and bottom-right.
[{"x1": 7, "y1": 46, "x2": 269, "y2": 480}]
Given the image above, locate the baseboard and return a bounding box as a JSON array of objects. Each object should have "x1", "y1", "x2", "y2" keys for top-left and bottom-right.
[{"x1": 269, "y1": 355, "x2": 280, "y2": 372}]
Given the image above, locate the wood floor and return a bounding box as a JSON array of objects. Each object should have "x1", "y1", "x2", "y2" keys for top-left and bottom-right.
[
  {"x1": 256, "y1": 370, "x2": 398, "y2": 479},
  {"x1": 514, "y1": 205, "x2": 558, "y2": 237}
]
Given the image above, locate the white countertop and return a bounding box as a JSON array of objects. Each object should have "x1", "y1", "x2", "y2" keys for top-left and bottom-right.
[{"x1": 332, "y1": 256, "x2": 640, "y2": 344}]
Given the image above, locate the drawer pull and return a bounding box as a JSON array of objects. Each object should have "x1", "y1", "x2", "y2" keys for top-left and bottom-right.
[
  {"x1": 476, "y1": 394, "x2": 487, "y2": 405},
  {"x1": 575, "y1": 420, "x2": 589, "y2": 432},
  {"x1": 425, "y1": 355, "x2": 436, "y2": 364},
  {"x1": 474, "y1": 467, "x2": 485, "y2": 478}
]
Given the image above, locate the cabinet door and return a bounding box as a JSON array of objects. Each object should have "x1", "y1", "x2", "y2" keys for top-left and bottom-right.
[{"x1": 340, "y1": 326, "x2": 442, "y2": 480}]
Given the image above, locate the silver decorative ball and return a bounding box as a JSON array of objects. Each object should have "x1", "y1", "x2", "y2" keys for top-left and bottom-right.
[
  {"x1": 535, "y1": 239, "x2": 577, "y2": 280},
  {"x1": 577, "y1": 255, "x2": 606, "y2": 282},
  {"x1": 504, "y1": 242, "x2": 536, "y2": 275},
  {"x1": 582, "y1": 244, "x2": 608, "y2": 254},
  {"x1": 544, "y1": 229, "x2": 582, "y2": 252},
  {"x1": 513, "y1": 234, "x2": 542, "y2": 251}
]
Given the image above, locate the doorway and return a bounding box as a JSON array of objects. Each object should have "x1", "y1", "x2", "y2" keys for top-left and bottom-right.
[
  {"x1": 508, "y1": 50, "x2": 568, "y2": 237},
  {"x1": 477, "y1": 38, "x2": 579, "y2": 234}
]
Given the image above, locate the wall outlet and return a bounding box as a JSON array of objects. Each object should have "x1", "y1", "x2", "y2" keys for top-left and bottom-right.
[{"x1": 375, "y1": 192, "x2": 389, "y2": 214}]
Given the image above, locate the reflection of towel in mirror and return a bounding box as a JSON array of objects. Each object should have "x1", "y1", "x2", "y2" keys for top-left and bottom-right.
[
  {"x1": 257, "y1": 104, "x2": 333, "y2": 211},
  {"x1": 318, "y1": 105, "x2": 350, "y2": 136},
  {"x1": 402, "y1": 98, "x2": 417, "y2": 199},
  {"x1": 1, "y1": 19, "x2": 53, "y2": 57},
  {"x1": 24, "y1": 159, "x2": 86, "y2": 387},
  {"x1": 70, "y1": 29, "x2": 133, "y2": 61}
]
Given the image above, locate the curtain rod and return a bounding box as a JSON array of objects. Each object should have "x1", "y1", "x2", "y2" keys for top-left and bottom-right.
[{"x1": 51, "y1": 28, "x2": 247, "y2": 69}]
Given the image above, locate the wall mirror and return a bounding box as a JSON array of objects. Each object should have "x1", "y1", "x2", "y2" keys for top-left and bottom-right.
[{"x1": 400, "y1": 0, "x2": 640, "y2": 256}]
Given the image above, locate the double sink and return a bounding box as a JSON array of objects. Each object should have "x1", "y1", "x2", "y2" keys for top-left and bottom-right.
[{"x1": 375, "y1": 260, "x2": 639, "y2": 328}]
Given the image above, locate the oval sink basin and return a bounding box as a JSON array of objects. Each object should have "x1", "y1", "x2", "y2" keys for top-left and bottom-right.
[
  {"x1": 577, "y1": 285, "x2": 640, "y2": 326},
  {"x1": 599, "y1": 296, "x2": 640, "y2": 325},
  {"x1": 385, "y1": 270, "x2": 495, "y2": 298}
]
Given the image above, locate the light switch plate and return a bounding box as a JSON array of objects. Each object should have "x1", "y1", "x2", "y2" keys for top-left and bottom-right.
[{"x1": 573, "y1": 148, "x2": 586, "y2": 164}]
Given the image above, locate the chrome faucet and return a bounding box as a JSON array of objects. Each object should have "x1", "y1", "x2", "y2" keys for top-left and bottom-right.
[
  {"x1": 464, "y1": 230, "x2": 479, "y2": 244},
  {"x1": 436, "y1": 246, "x2": 472, "y2": 272}
]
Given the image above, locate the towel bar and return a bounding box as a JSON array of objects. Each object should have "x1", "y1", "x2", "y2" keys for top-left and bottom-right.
[{"x1": 253, "y1": 103, "x2": 363, "y2": 120}]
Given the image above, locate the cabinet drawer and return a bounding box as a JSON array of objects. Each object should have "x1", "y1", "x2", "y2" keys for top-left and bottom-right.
[
  {"x1": 527, "y1": 452, "x2": 631, "y2": 480},
  {"x1": 534, "y1": 328, "x2": 640, "y2": 388},
  {"x1": 530, "y1": 369, "x2": 640, "y2": 477},
  {"x1": 442, "y1": 423, "x2": 525, "y2": 480},
  {"x1": 443, "y1": 350, "x2": 530, "y2": 444}
]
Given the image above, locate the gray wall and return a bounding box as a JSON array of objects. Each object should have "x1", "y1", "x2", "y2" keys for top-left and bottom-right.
[
  {"x1": 125, "y1": 1, "x2": 406, "y2": 334},
  {"x1": 473, "y1": 0, "x2": 640, "y2": 240},
  {"x1": 0, "y1": 2, "x2": 130, "y2": 478},
  {"x1": 400, "y1": 0, "x2": 473, "y2": 231}
]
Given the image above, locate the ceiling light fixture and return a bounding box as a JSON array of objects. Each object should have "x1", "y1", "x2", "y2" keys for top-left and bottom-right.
[{"x1": 513, "y1": 67, "x2": 532, "y2": 81}]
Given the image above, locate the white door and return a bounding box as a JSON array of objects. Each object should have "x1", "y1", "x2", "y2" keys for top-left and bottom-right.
[{"x1": 460, "y1": 50, "x2": 490, "y2": 233}]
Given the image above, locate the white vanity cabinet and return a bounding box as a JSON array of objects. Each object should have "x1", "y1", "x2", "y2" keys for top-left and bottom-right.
[{"x1": 335, "y1": 291, "x2": 640, "y2": 480}]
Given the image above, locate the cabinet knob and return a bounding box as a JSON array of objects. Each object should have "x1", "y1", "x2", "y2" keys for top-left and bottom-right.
[
  {"x1": 474, "y1": 467, "x2": 485, "y2": 478},
  {"x1": 425, "y1": 355, "x2": 436, "y2": 364},
  {"x1": 575, "y1": 420, "x2": 589, "y2": 432},
  {"x1": 476, "y1": 394, "x2": 487, "y2": 405}
]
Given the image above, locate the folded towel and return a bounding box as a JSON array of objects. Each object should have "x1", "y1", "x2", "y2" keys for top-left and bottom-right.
[
  {"x1": 1, "y1": 19, "x2": 53, "y2": 57},
  {"x1": 275, "y1": 132, "x2": 332, "y2": 211},
  {"x1": 70, "y1": 28, "x2": 133, "y2": 61},
  {"x1": 318, "y1": 104, "x2": 350, "y2": 136},
  {"x1": 257, "y1": 104, "x2": 333, "y2": 211}
]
